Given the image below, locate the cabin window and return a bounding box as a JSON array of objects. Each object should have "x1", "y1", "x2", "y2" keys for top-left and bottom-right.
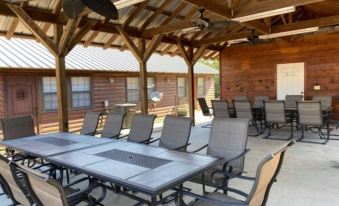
[
  {"x1": 177, "y1": 77, "x2": 187, "y2": 97},
  {"x1": 71, "y1": 77, "x2": 91, "y2": 108},
  {"x1": 147, "y1": 77, "x2": 156, "y2": 98},
  {"x1": 42, "y1": 77, "x2": 58, "y2": 111},
  {"x1": 127, "y1": 77, "x2": 140, "y2": 102},
  {"x1": 197, "y1": 77, "x2": 205, "y2": 97}
]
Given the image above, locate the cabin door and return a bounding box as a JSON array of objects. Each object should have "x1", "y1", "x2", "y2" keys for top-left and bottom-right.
[
  {"x1": 276, "y1": 63, "x2": 305, "y2": 100},
  {"x1": 6, "y1": 76, "x2": 38, "y2": 131}
]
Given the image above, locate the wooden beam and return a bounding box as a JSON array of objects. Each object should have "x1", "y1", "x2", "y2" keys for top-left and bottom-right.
[
  {"x1": 193, "y1": 31, "x2": 250, "y2": 46},
  {"x1": 176, "y1": 38, "x2": 191, "y2": 66},
  {"x1": 123, "y1": 0, "x2": 148, "y2": 28},
  {"x1": 192, "y1": 45, "x2": 208, "y2": 65},
  {"x1": 143, "y1": 20, "x2": 193, "y2": 38},
  {"x1": 55, "y1": 55, "x2": 69, "y2": 132},
  {"x1": 234, "y1": 0, "x2": 324, "y2": 18},
  {"x1": 186, "y1": 47, "x2": 195, "y2": 125},
  {"x1": 84, "y1": 30, "x2": 99, "y2": 47},
  {"x1": 53, "y1": 23, "x2": 63, "y2": 44},
  {"x1": 58, "y1": 18, "x2": 81, "y2": 56},
  {"x1": 143, "y1": 34, "x2": 163, "y2": 61},
  {"x1": 5, "y1": 17, "x2": 19, "y2": 39},
  {"x1": 140, "y1": 0, "x2": 171, "y2": 32},
  {"x1": 66, "y1": 20, "x2": 96, "y2": 54},
  {"x1": 116, "y1": 26, "x2": 143, "y2": 62},
  {"x1": 103, "y1": 34, "x2": 118, "y2": 49},
  {"x1": 7, "y1": 4, "x2": 57, "y2": 55}
]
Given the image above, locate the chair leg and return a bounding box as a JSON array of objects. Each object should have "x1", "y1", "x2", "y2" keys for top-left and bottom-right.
[
  {"x1": 263, "y1": 124, "x2": 272, "y2": 139},
  {"x1": 202, "y1": 173, "x2": 206, "y2": 195}
]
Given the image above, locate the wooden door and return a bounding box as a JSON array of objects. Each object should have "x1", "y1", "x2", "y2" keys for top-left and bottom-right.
[
  {"x1": 277, "y1": 63, "x2": 305, "y2": 100},
  {"x1": 6, "y1": 76, "x2": 38, "y2": 129}
]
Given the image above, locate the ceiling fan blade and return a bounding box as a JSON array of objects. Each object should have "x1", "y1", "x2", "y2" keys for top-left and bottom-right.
[
  {"x1": 63, "y1": 0, "x2": 86, "y2": 19},
  {"x1": 182, "y1": 26, "x2": 201, "y2": 34},
  {"x1": 209, "y1": 20, "x2": 237, "y2": 28},
  {"x1": 81, "y1": 0, "x2": 119, "y2": 20}
]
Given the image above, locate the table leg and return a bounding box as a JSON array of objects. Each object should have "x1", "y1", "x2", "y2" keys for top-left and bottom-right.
[
  {"x1": 175, "y1": 184, "x2": 187, "y2": 206},
  {"x1": 150, "y1": 195, "x2": 157, "y2": 206}
]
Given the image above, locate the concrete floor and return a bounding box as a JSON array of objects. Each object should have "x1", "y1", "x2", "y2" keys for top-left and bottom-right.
[{"x1": 1, "y1": 114, "x2": 339, "y2": 206}]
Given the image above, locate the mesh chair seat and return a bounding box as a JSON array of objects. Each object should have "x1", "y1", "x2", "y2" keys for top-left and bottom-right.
[
  {"x1": 285, "y1": 95, "x2": 303, "y2": 108},
  {"x1": 234, "y1": 96, "x2": 248, "y2": 101},
  {"x1": 101, "y1": 113, "x2": 125, "y2": 138},
  {"x1": 127, "y1": 114, "x2": 156, "y2": 143},
  {"x1": 1, "y1": 115, "x2": 35, "y2": 140},
  {"x1": 253, "y1": 96, "x2": 269, "y2": 108},
  {"x1": 312, "y1": 96, "x2": 332, "y2": 109},
  {"x1": 79, "y1": 112, "x2": 101, "y2": 136},
  {"x1": 233, "y1": 101, "x2": 253, "y2": 120},
  {"x1": 211, "y1": 100, "x2": 229, "y2": 118},
  {"x1": 194, "y1": 192, "x2": 245, "y2": 206},
  {"x1": 197, "y1": 98, "x2": 213, "y2": 116},
  {"x1": 158, "y1": 116, "x2": 192, "y2": 151}
]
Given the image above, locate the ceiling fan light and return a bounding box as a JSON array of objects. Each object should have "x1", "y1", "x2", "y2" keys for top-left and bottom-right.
[
  {"x1": 260, "y1": 27, "x2": 319, "y2": 39},
  {"x1": 233, "y1": 6, "x2": 296, "y2": 22}
]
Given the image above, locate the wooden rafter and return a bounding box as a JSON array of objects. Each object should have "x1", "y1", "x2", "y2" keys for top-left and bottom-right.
[
  {"x1": 41, "y1": 0, "x2": 62, "y2": 33},
  {"x1": 103, "y1": 34, "x2": 118, "y2": 49},
  {"x1": 7, "y1": 4, "x2": 57, "y2": 55},
  {"x1": 58, "y1": 18, "x2": 82, "y2": 56},
  {"x1": 84, "y1": 30, "x2": 99, "y2": 47},
  {"x1": 68, "y1": 20, "x2": 96, "y2": 53},
  {"x1": 5, "y1": 17, "x2": 19, "y2": 39},
  {"x1": 140, "y1": 0, "x2": 171, "y2": 32},
  {"x1": 123, "y1": 0, "x2": 149, "y2": 28},
  {"x1": 116, "y1": 25, "x2": 143, "y2": 62}
]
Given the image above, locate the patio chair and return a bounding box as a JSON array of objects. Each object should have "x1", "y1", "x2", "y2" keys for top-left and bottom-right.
[
  {"x1": 263, "y1": 100, "x2": 294, "y2": 140},
  {"x1": 188, "y1": 141, "x2": 295, "y2": 206},
  {"x1": 14, "y1": 161, "x2": 103, "y2": 206},
  {"x1": 99, "y1": 113, "x2": 125, "y2": 138},
  {"x1": 312, "y1": 96, "x2": 332, "y2": 109},
  {"x1": 76, "y1": 112, "x2": 102, "y2": 136},
  {"x1": 297, "y1": 101, "x2": 330, "y2": 145},
  {"x1": 0, "y1": 154, "x2": 32, "y2": 205},
  {"x1": 197, "y1": 98, "x2": 213, "y2": 128},
  {"x1": 149, "y1": 115, "x2": 192, "y2": 151},
  {"x1": 285, "y1": 95, "x2": 303, "y2": 108},
  {"x1": 234, "y1": 96, "x2": 248, "y2": 101},
  {"x1": 0, "y1": 115, "x2": 35, "y2": 161},
  {"x1": 123, "y1": 114, "x2": 157, "y2": 144},
  {"x1": 253, "y1": 96, "x2": 269, "y2": 108},
  {"x1": 190, "y1": 118, "x2": 250, "y2": 194},
  {"x1": 211, "y1": 100, "x2": 230, "y2": 118},
  {"x1": 233, "y1": 100, "x2": 261, "y2": 136}
]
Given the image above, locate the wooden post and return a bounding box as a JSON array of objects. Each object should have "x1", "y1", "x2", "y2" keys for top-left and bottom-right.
[
  {"x1": 139, "y1": 60, "x2": 148, "y2": 114},
  {"x1": 187, "y1": 61, "x2": 195, "y2": 125},
  {"x1": 55, "y1": 55, "x2": 69, "y2": 132}
]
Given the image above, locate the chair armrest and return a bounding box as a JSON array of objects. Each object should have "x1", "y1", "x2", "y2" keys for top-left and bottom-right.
[
  {"x1": 192, "y1": 144, "x2": 208, "y2": 153},
  {"x1": 222, "y1": 149, "x2": 250, "y2": 171},
  {"x1": 138, "y1": 138, "x2": 153, "y2": 144},
  {"x1": 118, "y1": 134, "x2": 128, "y2": 139},
  {"x1": 148, "y1": 138, "x2": 160, "y2": 144},
  {"x1": 173, "y1": 143, "x2": 191, "y2": 151}
]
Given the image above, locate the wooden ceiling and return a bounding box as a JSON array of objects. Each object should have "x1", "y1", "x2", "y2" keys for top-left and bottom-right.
[{"x1": 0, "y1": 0, "x2": 338, "y2": 59}]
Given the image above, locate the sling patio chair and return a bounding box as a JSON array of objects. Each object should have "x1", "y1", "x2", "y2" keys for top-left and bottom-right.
[
  {"x1": 233, "y1": 100, "x2": 261, "y2": 136},
  {"x1": 0, "y1": 115, "x2": 37, "y2": 163},
  {"x1": 119, "y1": 114, "x2": 157, "y2": 144},
  {"x1": 14, "y1": 161, "x2": 103, "y2": 206},
  {"x1": 211, "y1": 100, "x2": 230, "y2": 118},
  {"x1": 312, "y1": 95, "x2": 332, "y2": 109},
  {"x1": 190, "y1": 118, "x2": 250, "y2": 194},
  {"x1": 253, "y1": 96, "x2": 269, "y2": 108},
  {"x1": 263, "y1": 100, "x2": 294, "y2": 141},
  {"x1": 74, "y1": 112, "x2": 102, "y2": 136},
  {"x1": 98, "y1": 113, "x2": 125, "y2": 139},
  {"x1": 149, "y1": 115, "x2": 192, "y2": 151},
  {"x1": 285, "y1": 95, "x2": 303, "y2": 108},
  {"x1": 185, "y1": 141, "x2": 295, "y2": 206},
  {"x1": 0, "y1": 154, "x2": 33, "y2": 206},
  {"x1": 234, "y1": 96, "x2": 248, "y2": 101},
  {"x1": 197, "y1": 97, "x2": 213, "y2": 128},
  {"x1": 297, "y1": 101, "x2": 330, "y2": 145}
]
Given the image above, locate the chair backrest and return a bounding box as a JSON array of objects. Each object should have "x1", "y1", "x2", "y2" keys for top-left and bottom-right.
[
  {"x1": 127, "y1": 114, "x2": 156, "y2": 143},
  {"x1": 233, "y1": 100, "x2": 253, "y2": 120},
  {"x1": 79, "y1": 112, "x2": 101, "y2": 135},
  {"x1": 15, "y1": 163, "x2": 68, "y2": 206},
  {"x1": 234, "y1": 96, "x2": 248, "y2": 101},
  {"x1": 254, "y1": 96, "x2": 269, "y2": 108},
  {"x1": 1, "y1": 115, "x2": 35, "y2": 140},
  {"x1": 159, "y1": 116, "x2": 192, "y2": 151},
  {"x1": 211, "y1": 100, "x2": 229, "y2": 118},
  {"x1": 101, "y1": 113, "x2": 125, "y2": 138},
  {"x1": 207, "y1": 118, "x2": 249, "y2": 170},
  {"x1": 285, "y1": 95, "x2": 303, "y2": 107},
  {"x1": 312, "y1": 96, "x2": 332, "y2": 108},
  {"x1": 297, "y1": 101, "x2": 322, "y2": 126},
  {"x1": 246, "y1": 141, "x2": 294, "y2": 206},
  {"x1": 0, "y1": 155, "x2": 31, "y2": 206},
  {"x1": 264, "y1": 100, "x2": 287, "y2": 124},
  {"x1": 197, "y1": 98, "x2": 212, "y2": 116}
]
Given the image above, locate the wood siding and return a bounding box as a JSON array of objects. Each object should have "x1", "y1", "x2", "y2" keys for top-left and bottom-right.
[
  {"x1": 0, "y1": 72, "x2": 215, "y2": 134},
  {"x1": 220, "y1": 33, "x2": 339, "y2": 119}
]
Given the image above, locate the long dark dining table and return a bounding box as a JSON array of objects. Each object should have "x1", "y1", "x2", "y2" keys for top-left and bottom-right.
[{"x1": 0, "y1": 132, "x2": 219, "y2": 205}]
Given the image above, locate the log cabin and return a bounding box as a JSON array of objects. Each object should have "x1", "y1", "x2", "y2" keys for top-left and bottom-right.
[{"x1": 0, "y1": 37, "x2": 217, "y2": 133}]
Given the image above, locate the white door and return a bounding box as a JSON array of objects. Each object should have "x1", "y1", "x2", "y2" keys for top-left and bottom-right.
[{"x1": 277, "y1": 63, "x2": 305, "y2": 100}]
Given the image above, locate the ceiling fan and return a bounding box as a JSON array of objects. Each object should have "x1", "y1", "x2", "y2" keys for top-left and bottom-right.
[
  {"x1": 63, "y1": 0, "x2": 119, "y2": 20},
  {"x1": 182, "y1": 8, "x2": 237, "y2": 34},
  {"x1": 228, "y1": 30, "x2": 272, "y2": 46}
]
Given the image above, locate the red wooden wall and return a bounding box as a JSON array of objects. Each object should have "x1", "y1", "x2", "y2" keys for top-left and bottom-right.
[{"x1": 220, "y1": 33, "x2": 339, "y2": 119}]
